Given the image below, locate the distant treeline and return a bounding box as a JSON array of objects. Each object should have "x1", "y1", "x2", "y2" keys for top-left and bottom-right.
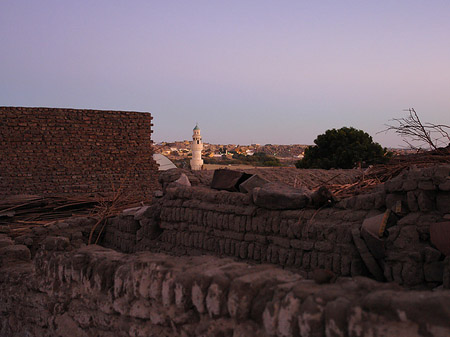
[{"x1": 204, "y1": 152, "x2": 281, "y2": 167}]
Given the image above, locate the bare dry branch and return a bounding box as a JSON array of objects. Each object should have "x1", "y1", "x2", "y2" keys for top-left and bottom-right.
[{"x1": 381, "y1": 108, "x2": 450, "y2": 151}]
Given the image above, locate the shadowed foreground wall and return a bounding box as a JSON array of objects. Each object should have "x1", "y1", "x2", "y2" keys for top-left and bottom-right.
[
  {"x1": 1, "y1": 242, "x2": 450, "y2": 337},
  {"x1": 0, "y1": 107, "x2": 158, "y2": 197}
]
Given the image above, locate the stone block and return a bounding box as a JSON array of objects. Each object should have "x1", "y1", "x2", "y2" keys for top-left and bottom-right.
[
  {"x1": 402, "y1": 179, "x2": 418, "y2": 191},
  {"x1": 253, "y1": 183, "x2": 311, "y2": 210},
  {"x1": 418, "y1": 179, "x2": 436, "y2": 191},
  {"x1": 239, "y1": 242, "x2": 248, "y2": 259},
  {"x1": 439, "y1": 178, "x2": 450, "y2": 191},
  {"x1": 424, "y1": 261, "x2": 444, "y2": 282},
  {"x1": 417, "y1": 190, "x2": 436, "y2": 211},
  {"x1": 401, "y1": 261, "x2": 424, "y2": 286},
  {"x1": 324, "y1": 297, "x2": 351, "y2": 337},
  {"x1": 298, "y1": 296, "x2": 324, "y2": 337},
  {"x1": 407, "y1": 191, "x2": 419, "y2": 212},
  {"x1": 436, "y1": 193, "x2": 450, "y2": 213},
  {"x1": 0, "y1": 244, "x2": 31, "y2": 265},
  {"x1": 239, "y1": 174, "x2": 269, "y2": 194},
  {"x1": 423, "y1": 247, "x2": 442, "y2": 263},
  {"x1": 314, "y1": 241, "x2": 334, "y2": 252},
  {"x1": 211, "y1": 169, "x2": 252, "y2": 192},
  {"x1": 393, "y1": 226, "x2": 419, "y2": 250},
  {"x1": 0, "y1": 236, "x2": 13, "y2": 248},
  {"x1": 385, "y1": 193, "x2": 408, "y2": 212},
  {"x1": 430, "y1": 221, "x2": 450, "y2": 256},
  {"x1": 269, "y1": 236, "x2": 290, "y2": 249},
  {"x1": 41, "y1": 236, "x2": 71, "y2": 251},
  {"x1": 444, "y1": 257, "x2": 450, "y2": 289},
  {"x1": 351, "y1": 229, "x2": 384, "y2": 281},
  {"x1": 277, "y1": 292, "x2": 301, "y2": 337}
]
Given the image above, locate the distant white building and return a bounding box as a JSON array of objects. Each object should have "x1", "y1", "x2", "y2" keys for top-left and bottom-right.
[
  {"x1": 190, "y1": 124, "x2": 203, "y2": 170},
  {"x1": 153, "y1": 154, "x2": 177, "y2": 170}
]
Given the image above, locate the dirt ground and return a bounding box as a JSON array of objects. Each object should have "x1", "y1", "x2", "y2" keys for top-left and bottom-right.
[{"x1": 189, "y1": 167, "x2": 362, "y2": 190}]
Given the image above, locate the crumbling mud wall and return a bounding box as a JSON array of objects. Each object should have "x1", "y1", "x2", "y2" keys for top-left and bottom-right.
[
  {"x1": 1, "y1": 240, "x2": 450, "y2": 337},
  {"x1": 0, "y1": 106, "x2": 158, "y2": 197},
  {"x1": 153, "y1": 187, "x2": 365, "y2": 279},
  {"x1": 1, "y1": 165, "x2": 450, "y2": 336},
  {"x1": 101, "y1": 165, "x2": 450, "y2": 288}
]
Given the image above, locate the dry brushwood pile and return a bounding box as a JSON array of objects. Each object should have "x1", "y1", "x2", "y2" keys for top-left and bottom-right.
[
  {"x1": 328, "y1": 148, "x2": 450, "y2": 198},
  {"x1": 0, "y1": 192, "x2": 146, "y2": 239}
]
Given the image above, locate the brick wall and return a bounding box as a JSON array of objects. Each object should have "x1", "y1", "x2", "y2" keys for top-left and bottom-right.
[
  {"x1": 2, "y1": 244, "x2": 449, "y2": 336},
  {"x1": 102, "y1": 164, "x2": 450, "y2": 288},
  {"x1": 0, "y1": 106, "x2": 158, "y2": 197}
]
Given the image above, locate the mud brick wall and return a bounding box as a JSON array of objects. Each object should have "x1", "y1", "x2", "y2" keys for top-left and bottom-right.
[
  {"x1": 0, "y1": 106, "x2": 158, "y2": 197},
  {"x1": 148, "y1": 186, "x2": 368, "y2": 279},
  {"x1": 339, "y1": 165, "x2": 450, "y2": 213},
  {"x1": 100, "y1": 165, "x2": 450, "y2": 287},
  {"x1": 1, "y1": 244, "x2": 450, "y2": 336}
]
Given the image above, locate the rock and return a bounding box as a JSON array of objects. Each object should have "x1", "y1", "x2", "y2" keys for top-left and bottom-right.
[
  {"x1": 444, "y1": 257, "x2": 450, "y2": 289},
  {"x1": 211, "y1": 169, "x2": 252, "y2": 192},
  {"x1": 175, "y1": 173, "x2": 191, "y2": 187},
  {"x1": 0, "y1": 236, "x2": 13, "y2": 248},
  {"x1": 71, "y1": 232, "x2": 83, "y2": 241},
  {"x1": 0, "y1": 244, "x2": 31, "y2": 265},
  {"x1": 394, "y1": 226, "x2": 420, "y2": 250},
  {"x1": 122, "y1": 207, "x2": 142, "y2": 216},
  {"x1": 361, "y1": 228, "x2": 385, "y2": 260},
  {"x1": 439, "y1": 178, "x2": 450, "y2": 191},
  {"x1": 239, "y1": 174, "x2": 269, "y2": 194},
  {"x1": 41, "y1": 236, "x2": 71, "y2": 251},
  {"x1": 167, "y1": 173, "x2": 192, "y2": 190},
  {"x1": 423, "y1": 247, "x2": 442, "y2": 263},
  {"x1": 424, "y1": 262, "x2": 444, "y2": 282},
  {"x1": 133, "y1": 206, "x2": 151, "y2": 221},
  {"x1": 158, "y1": 168, "x2": 182, "y2": 191},
  {"x1": 436, "y1": 193, "x2": 450, "y2": 213},
  {"x1": 252, "y1": 183, "x2": 311, "y2": 210},
  {"x1": 430, "y1": 221, "x2": 450, "y2": 256},
  {"x1": 324, "y1": 297, "x2": 351, "y2": 337},
  {"x1": 32, "y1": 226, "x2": 48, "y2": 236},
  {"x1": 351, "y1": 229, "x2": 384, "y2": 282},
  {"x1": 312, "y1": 269, "x2": 335, "y2": 284},
  {"x1": 310, "y1": 186, "x2": 334, "y2": 208},
  {"x1": 417, "y1": 190, "x2": 436, "y2": 211}
]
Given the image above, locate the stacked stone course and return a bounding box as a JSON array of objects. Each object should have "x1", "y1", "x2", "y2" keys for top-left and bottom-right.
[
  {"x1": 0, "y1": 106, "x2": 158, "y2": 197},
  {"x1": 1, "y1": 244, "x2": 449, "y2": 336},
  {"x1": 100, "y1": 165, "x2": 450, "y2": 288},
  {"x1": 156, "y1": 187, "x2": 366, "y2": 278}
]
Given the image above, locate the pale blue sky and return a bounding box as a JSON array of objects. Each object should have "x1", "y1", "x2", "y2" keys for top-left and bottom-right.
[{"x1": 1, "y1": 1, "x2": 449, "y2": 147}]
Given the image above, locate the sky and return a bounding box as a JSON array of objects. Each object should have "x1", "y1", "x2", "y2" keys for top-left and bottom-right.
[{"x1": 1, "y1": 1, "x2": 450, "y2": 148}]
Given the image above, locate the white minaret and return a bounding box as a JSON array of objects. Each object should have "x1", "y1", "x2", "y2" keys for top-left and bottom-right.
[{"x1": 190, "y1": 124, "x2": 203, "y2": 170}]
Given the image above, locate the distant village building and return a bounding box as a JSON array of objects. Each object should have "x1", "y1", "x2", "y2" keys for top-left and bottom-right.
[
  {"x1": 153, "y1": 154, "x2": 177, "y2": 170},
  {"x1": 190, "y1": 124, "x2": 203, "y2": 170}
]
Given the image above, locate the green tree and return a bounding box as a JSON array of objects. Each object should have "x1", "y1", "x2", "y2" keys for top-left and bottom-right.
[{"x1": 296, "y1": 127, "x2": 390, "y2": 169}]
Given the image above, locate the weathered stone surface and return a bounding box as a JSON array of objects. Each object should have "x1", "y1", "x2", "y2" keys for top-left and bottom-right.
[
  {"x1": 211, "y1": 169, "x2": 252, "y2": 192},
  {"x1": 430, "y1": 222, "x2": 450, "y2": 256},
  {"x1": 0, "y1": 236, "x2": 13, "y2": 248},
  {"x1": 239, "y1": 174, "x2": 269, "y2": 194},
  {"x1": 351, "y1": 229, "x2": 384, "y2": 282},
  {"x1": 253, "y1": 183, "x2": 311, "y2": 210},
  {"x1": 3, "y1": 244, "x2": 450, "y2": 336},
  {"x1": 41, "y1": 236, "x2": 71, "y2": 251},
  {"x1": 417, "y1": 190, "x2": 436, "y2": 211},
  {"x1": 436, "y1": 193, "x2": 450, "y2": 213},
  {"x1": 0, "y1": 244, "x2": 31, "y2": 266},
  {"x1": 310, "y1": 186, "x2": 334, "y2": 208}
]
